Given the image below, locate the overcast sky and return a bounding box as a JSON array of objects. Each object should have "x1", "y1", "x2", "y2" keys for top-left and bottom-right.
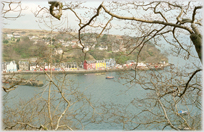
[
  {"x1": 1, "y1": 1, "x2": 145, "y2": 36},
  {"x1": 2, "y1": 1, "x2": 108, "y2": 32},
  {"x1": 3, "y1": 1, "x2": 47, "y2": 29}
]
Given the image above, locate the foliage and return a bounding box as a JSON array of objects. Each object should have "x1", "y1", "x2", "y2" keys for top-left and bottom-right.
[
  {"x1": 3, "y1": 40, "x2": 8, "y2": 44},
  {"x1": 115, "y1": 54, "x2": 130, "y2": 64}
]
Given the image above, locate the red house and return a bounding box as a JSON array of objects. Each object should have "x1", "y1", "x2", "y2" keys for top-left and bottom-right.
[{"x1": 84, "y1": 60, "x2": 96, "y2": 70}]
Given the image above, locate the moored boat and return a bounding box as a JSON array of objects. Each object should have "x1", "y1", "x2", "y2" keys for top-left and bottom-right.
[
  {"x1": 178, "y1": 110, "x2": 188, "y2": 115},
  {"x1": 106, "y1": 76, "x2": 114, "y2": 79}
]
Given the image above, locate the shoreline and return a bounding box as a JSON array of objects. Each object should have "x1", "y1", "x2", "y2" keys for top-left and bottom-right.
[
  {"x1": 2, "y1": 68, "x2": 129, "y2": 75},
  {"x1": 2, "y1": 64, "x2": 173, "y2": 75}
]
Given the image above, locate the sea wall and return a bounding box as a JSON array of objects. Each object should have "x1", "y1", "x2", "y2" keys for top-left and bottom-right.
[
  {"x1": 2, "y1": 68, "x2": 128, "y2": 75},
  {"x1": 2, "y1": 63, "x2": 173, "y2": 75}
]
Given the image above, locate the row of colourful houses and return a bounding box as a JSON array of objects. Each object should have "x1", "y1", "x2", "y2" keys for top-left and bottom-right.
[
  {"x1": 84, "y1": 58, "x2": 116, "y2": 70},
  {"x1": 1, "y1": 61, "x2": 79, "y2": 73},
  {"x1": 1, "y1": 58, "x2": 116, "y2": 73}
]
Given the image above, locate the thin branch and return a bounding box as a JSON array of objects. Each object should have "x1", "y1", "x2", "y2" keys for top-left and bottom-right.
[
  {"x1": 101, "y1": 4, "x2": 193, "y2": 34},
  {"x1": 97, "y1": 16, "x2": 113, "y2": 38},
  {"x1": 172, "y1": 25, "x2": 191, "y2": 58},
  {"x1": 55, "y1": 104, "x2": 71, "y2": 130},
  {"x1": 78, "y1": 3, "x2": 103, "y2": 54},
  {"x1": 179, "y1": 69, "x2": 202, "y2": 97},
  {"x1": 192, "y1": 6, "x2": 202, "y2": 23},
  {"x1": 154, "y1": 2, "x2": 168, "y2": 22},
  {"x1": 5, "y1": 122, "x2": 47, "y2": 130}
]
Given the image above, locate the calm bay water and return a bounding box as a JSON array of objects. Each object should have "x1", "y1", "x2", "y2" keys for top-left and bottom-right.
[
  {"x1": 2, "y1": 71, "x2": 152, "y2": 130},
  {"x1": 3, "y1": 72, "x2": 144, "y2": 109},
  {"x1": 2, "y1": 68, "x2": 201, "y2": 130}
]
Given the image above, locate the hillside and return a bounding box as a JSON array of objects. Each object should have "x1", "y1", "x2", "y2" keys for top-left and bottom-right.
[{"x1": 2, "y1": 28, "x2": 168, "y2": 64}]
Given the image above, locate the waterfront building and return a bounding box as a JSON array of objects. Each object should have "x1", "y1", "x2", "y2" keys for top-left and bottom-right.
[
  {"x1": 67, "y1": 62, "x2": 78, "y2": 70},
  {"x1": 105, "y1": 59, "x2": 110, "y2": 68},
  {"x1": 79, "y1": 62, "x2": 84, "y2": 69},
  {"x1": 126, "y1": 60, "x2": 136, "y2": 66},
  {"x1": 44, "y1": 63, "x2": 49, "y2": 71},
  {"x1": 60, "y1": 62, "x2": 68, "y2": 71},
  {"x1": 53, "y1": 63, "x2": 60, "y2": 71},
  {"x1": 43, "y1": 63, "x2": 56, "y2": 71},
  {"x1": 30, "y1": 62, "x2": 40, "y2": 71},
  {"x1": 109, "y1": 58, "x2": 116, "y2": 68},
  {"x1": 6, "y1": 61, "x2": 17, "y2": 73},
  {"x1": 137, "y1": 62, "x2": 147, "y2": 67},
  {"x1": 96, "y1": 60, "x2": 106, "y2": 70},
  {"x1": 137, "y1": 62, "x2": 148, "y2": 70},
  {"x1": 105, "y1": 58, "x2": 116, "y2": 68},
  {"x1": 84, "y1": 60, "x2": 96, "y2": 70},
  {"x1": 1, "y1": 62, "x2": 7, "y2": 73},
  {"x1": 18, "y1": 61, "x2": 29, "y2": 71}
]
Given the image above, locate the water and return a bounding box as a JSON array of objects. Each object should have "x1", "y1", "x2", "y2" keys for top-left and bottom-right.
[
  {"x1": 2, "y1": 72, "x2": 146, "y2": 129},
  {"x1": 2, "y1": 61, "x2": 202, "y2": 130},
  {"x1": 3, "y1": 72, "x2": 140, "y2": 107}
]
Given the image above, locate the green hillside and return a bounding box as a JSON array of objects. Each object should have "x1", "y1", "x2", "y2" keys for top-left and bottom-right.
[{"x1": 2, "y1": 28, "x2": 168, "y2": 64}]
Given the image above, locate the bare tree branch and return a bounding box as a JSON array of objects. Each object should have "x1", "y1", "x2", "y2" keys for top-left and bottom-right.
[
  {"x1": 192, "y1": 6, "x2": 202, "y2": 23},
  {"x1": 179, "y1": 69, "x2": 202, "y2": 97}
]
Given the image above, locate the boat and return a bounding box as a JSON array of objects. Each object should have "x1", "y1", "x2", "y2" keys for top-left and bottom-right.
[
  {"x1": 178, "y1": 110, "x2": 188, "y2": 115},
  {"x1": 106, "y1": 76, "x2": 114, "y2": 79}
]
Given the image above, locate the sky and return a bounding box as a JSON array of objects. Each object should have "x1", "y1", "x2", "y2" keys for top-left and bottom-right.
[
  {"x1": 1, "y1": 1, "x2": 156, "y2": 36},
  {"x1": 2, "y1": 1, "x2": 106, "y2": 32},
  {"x1": 2, "y1": 1, "x2": 203, "y2": 35},
  {"x1": 2, "y1": 1, "x2": 48, "y2": 29}
]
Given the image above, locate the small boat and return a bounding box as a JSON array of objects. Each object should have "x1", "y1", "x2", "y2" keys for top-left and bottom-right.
[
  {"x1": 178, "y1": 110, "x2": 188, "y2": 115},
  {"x1": 106, "y1": 76, "x2": 114, "y2": 79}
]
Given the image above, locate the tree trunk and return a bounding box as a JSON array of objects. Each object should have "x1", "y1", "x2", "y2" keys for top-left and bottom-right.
[
  {"x1": 190, "y1": 33, "x2": 202, "y2": 62},
  {"x1": 190, "y1": 23, "x2": 202, "y2": 62}
]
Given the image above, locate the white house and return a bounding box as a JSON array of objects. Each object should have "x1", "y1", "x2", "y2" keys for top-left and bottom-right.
[
  {"x1": 98, "y1": 45, "x2": 108, "y2": 51},
  {"x1": 6, "y1": 61, "x2": 17, "y2": 73},
  {"x1": 29, "y1": 36, "x2": 38, "y2": 40},
  {"x1": 55, "y1": 48, "x2": 63, "y2": 55},
  {"x1": 137, "y1": 62, "x2": 147, "y2": 67},
  {"x1": 7, "y1": 34, "x2": 13, "y2": 39}
]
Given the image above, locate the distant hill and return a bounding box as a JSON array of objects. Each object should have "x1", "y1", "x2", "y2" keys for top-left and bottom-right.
[{"x1": 2, "y1": 28, "x2": 168, "y2": 64}]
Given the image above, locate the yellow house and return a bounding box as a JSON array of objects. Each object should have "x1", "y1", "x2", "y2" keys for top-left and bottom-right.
[{"x1": 96, "y1": 60, "x2": 106, "y2": 69}]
